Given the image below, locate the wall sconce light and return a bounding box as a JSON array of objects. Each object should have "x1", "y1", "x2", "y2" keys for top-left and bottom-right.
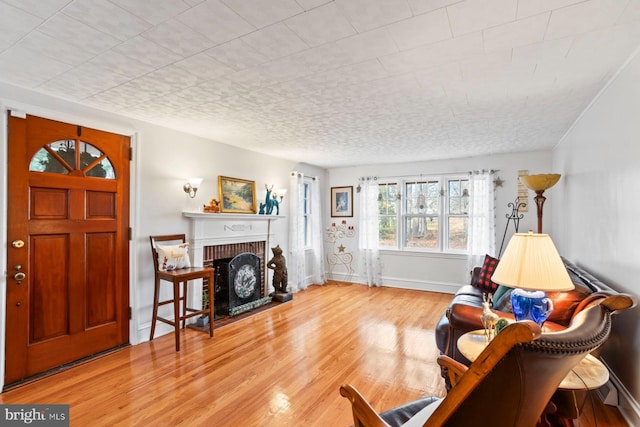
[
  {"x1": 274, "y1": 188, "x2": 287, "y2": 203},
  {"x1": 183, "y1": 177, "x2": 203, "y2": 198}
]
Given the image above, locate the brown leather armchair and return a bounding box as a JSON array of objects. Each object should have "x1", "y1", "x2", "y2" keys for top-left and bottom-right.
[{"x1": 340, "y1": 296, "x2": 634, "y2": 427}]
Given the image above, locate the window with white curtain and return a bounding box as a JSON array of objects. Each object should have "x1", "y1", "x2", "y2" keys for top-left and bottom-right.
[
  {"x1": 378, "y1": 175, "x2": 469, "y2": 253},
  {"x1": 289, "y1": 171, "x2": 326, "y2": 291}
]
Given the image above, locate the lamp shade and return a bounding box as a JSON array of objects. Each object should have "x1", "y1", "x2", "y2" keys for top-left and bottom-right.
[
  {"x1": 188, "y1": 177, "x2": 203, "y2": 188},
  {"x1": 491, "y1": 232, "x2": 574, "y2": 292},
  {"x1": 519, "y1": 174, "x2": 561, "y2": 192}
]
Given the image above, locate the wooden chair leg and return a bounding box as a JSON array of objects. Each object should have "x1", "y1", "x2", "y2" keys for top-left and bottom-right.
[
  {"x1": 207, "y1": 274, "x2": 214, "y2": 338},
  {"x1": 181, "y1": 281, "x2": 188, "y2": 329},
  {"x1": 173, "y1": 279, "x2": 181, "y2": 351},
  {"x1": 150, "y1": 278, "x2": 160, "y2": 341}
]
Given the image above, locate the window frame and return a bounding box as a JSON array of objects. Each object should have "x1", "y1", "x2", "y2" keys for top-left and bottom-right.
[{"x1": 378, "y1": 174, "x2": 469, "y2": 254}]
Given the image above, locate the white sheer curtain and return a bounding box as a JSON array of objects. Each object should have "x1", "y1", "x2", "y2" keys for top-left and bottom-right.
[
  {"x1": 288, "y1": 171, "x2": 325, "y2": 293},
  {"x1": 308, "y1": 176, "x2": 326, "y2": 285},
  {"x1": 288, "y1": 171, "x2": 306, "y2": 292},
  {"x1": 467, "y1": 170, "x2": 496, "y2": 270},
  {"x1": 358, "y1": 177, "x2": 382, "y2": 286}
]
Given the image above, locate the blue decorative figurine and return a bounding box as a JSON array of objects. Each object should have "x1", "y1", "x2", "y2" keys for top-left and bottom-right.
[{"x1": 259, "y1": 184, "x2": 279, "y2": 215}]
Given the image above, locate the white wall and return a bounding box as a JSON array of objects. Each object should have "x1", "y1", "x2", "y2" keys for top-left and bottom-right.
[
  {"x1": 327, "y1": 151, "x2": 553, "y2": 292},
  {"x1": 552, "y1": 48, "x2": 640, "y2": 423},
  {"x1": 0, "y1": 83, "x2": 324, "y2": 389}
]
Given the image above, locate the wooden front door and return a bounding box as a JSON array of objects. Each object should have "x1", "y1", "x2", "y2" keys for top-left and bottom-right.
[{"x1": 5, "y1": 114, "x2": 130, "y2": 385}]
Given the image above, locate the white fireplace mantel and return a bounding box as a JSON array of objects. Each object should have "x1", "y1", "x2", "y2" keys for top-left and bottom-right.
[{"x1": 182, "y1": 211, "x2": 285, "y2": 267}]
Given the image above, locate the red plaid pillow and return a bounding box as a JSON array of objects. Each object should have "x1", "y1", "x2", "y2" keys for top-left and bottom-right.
[{"x1": 475, "y1": 255, "x2": 499, "y2": 293}]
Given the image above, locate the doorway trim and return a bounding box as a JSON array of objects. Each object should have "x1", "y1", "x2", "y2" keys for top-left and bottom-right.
[{"x1": 0, "y1": 99, "x2": 141, "y2": 390}]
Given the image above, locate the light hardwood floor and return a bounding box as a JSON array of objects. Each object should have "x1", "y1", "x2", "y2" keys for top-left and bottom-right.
[{"x1": 0, "y1": 283, "x2": 628, "y2": 426}]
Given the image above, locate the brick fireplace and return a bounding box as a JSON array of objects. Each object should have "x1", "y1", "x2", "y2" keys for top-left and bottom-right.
[{"x1": 183, "y1": 212, "x2": 284, "y2": 316}]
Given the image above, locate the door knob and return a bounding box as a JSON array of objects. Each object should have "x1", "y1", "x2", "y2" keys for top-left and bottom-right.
[
  {"x1": 14, "y1": 272, "x2": 26, "y2": 281},
  {"x1": 12, "y1": 240, "x2": 25, "y2": 248}
]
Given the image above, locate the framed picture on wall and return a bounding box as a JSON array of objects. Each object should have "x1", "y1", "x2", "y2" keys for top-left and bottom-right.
[
  {"x1": 218, "y1": 176, "x2": 257, "y2": 214},
  {"x1": 331, "y1": 186, "x2": 353, "y2": 217}
]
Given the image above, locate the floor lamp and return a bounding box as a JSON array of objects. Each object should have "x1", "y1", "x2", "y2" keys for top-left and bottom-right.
[{"x1": 519, "y1": 174, "x2": 561, "y2": 234}]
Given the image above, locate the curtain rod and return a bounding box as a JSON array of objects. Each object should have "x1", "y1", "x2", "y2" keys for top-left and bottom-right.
[
  {"x1": 290, "y1": 171, "x2": 317, "y2": 180},
  {"x1": 365, "y1": 169, "x2": 499, "y2": 181}
]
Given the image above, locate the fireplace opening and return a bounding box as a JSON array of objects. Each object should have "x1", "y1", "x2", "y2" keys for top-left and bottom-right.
[
  {"x1": 214, "y1": 252, "x2": 264, "y2": 316},
  {"x1": 202, "y1": 241, "x2": 272, "y2": 317}
]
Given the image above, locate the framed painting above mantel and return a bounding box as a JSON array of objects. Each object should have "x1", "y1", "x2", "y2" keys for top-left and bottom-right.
[{"x1": 218, "y1": 176, "x2": 257, "y2": 214}]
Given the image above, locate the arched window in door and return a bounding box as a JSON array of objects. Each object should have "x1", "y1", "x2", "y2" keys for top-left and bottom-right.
[{"x1": 29, "y1": 140, "x2": 115, "y2": 178}]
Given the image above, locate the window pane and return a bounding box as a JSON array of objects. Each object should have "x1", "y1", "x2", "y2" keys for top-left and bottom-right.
[
  {"x1": 449, "y1": 180, "x2": 460, "y2": 196},
  {"x1": 405, "y1": 216, "x2": 438, "y2": 249},
  {"x1": 30, "y1": 147, "x2": 68, "y2": 174},
  {"x1": 406, "y1": 181, "x2": 439, "y2": 215},
  {"x1": 304, "y1": 183, "x2": 310, "y2": 215},
  {"x1": 379, "y1": 216, "x2": 397, "y2": 247},
  {"x1": 378, "y1": 183, "x2": 397, "y2": 215},
  {"x1": 448, "y1": 217, "x2": 468, "y2": 250},
  {"x1": 448, "y1": 179, "x2": 469, "y2": 214},
  {"x1": 79, "y1": 142, "x2": 114, "y2": 178},
  {"x1": 29, "y1": 140, "x2": 76, "y2": 174}
]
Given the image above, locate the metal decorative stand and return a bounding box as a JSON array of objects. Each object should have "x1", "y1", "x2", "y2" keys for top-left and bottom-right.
[
  {"x1": 326, "y1": 220, "x2": 355, "y2": 279},
  {"x1": 498, "y1": 197, "x2": 526, "y2": 257}
]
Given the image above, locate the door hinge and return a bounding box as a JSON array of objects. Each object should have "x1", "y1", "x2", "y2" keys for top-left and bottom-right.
[
  {"x1": 129, "y1": 147, "x2": 133, "y2": 161},
  {"x1": 129, "y1": 307, "x2": 132, "y2": 320},
  {"x1": 128, "y1": 227, "x2": 132, "y2": 240}
]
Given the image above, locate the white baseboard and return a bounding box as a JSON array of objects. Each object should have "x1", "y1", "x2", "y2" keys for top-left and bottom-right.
[
  {"x1": 326, "y1": 272, "x2": 462, "y2": 294},
  {"x1": 607, "y1": 368, "x2": 640, "y2": 426},
  {"x1": 326, "y1": 271, "x2": 359, "y2": 284},
  {"x1": 379, "y1": 276, "x2": 461, "y2": 294}
]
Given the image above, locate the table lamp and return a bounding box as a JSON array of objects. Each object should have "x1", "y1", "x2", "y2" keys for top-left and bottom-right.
[{"x1": 491, "y1": 231, "x2": 573, "y2": 325}]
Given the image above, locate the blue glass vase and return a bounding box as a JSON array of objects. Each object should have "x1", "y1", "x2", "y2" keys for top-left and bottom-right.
[{"x1": 510, "y1": 289, "x2": 554, "y2": 325}]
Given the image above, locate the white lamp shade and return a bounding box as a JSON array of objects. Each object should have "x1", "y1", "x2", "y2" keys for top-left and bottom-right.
[
  {"x1": 188, "y1": 177, "x2": 203, "y2": 188},
  {"x1": 491, "y1": 232, "x2": 574, "y2": 292}
]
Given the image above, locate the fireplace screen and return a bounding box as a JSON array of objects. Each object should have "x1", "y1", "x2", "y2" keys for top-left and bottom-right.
[{"x1": 214, "y1": 252, "x2": 262, "y2": 316}]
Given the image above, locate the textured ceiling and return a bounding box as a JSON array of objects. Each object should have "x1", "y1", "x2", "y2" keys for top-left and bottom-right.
[{"x1": 1, "y1": 0, "x2": 639, "y2": 168}]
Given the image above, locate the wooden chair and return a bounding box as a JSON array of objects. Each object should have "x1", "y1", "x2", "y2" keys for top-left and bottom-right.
[
  {"x1": 340, "y1": 295, "x2": 634, "y2": 427},
  {"x1": 149, "y1": 234, "x2": 214, "y2": 351}
]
